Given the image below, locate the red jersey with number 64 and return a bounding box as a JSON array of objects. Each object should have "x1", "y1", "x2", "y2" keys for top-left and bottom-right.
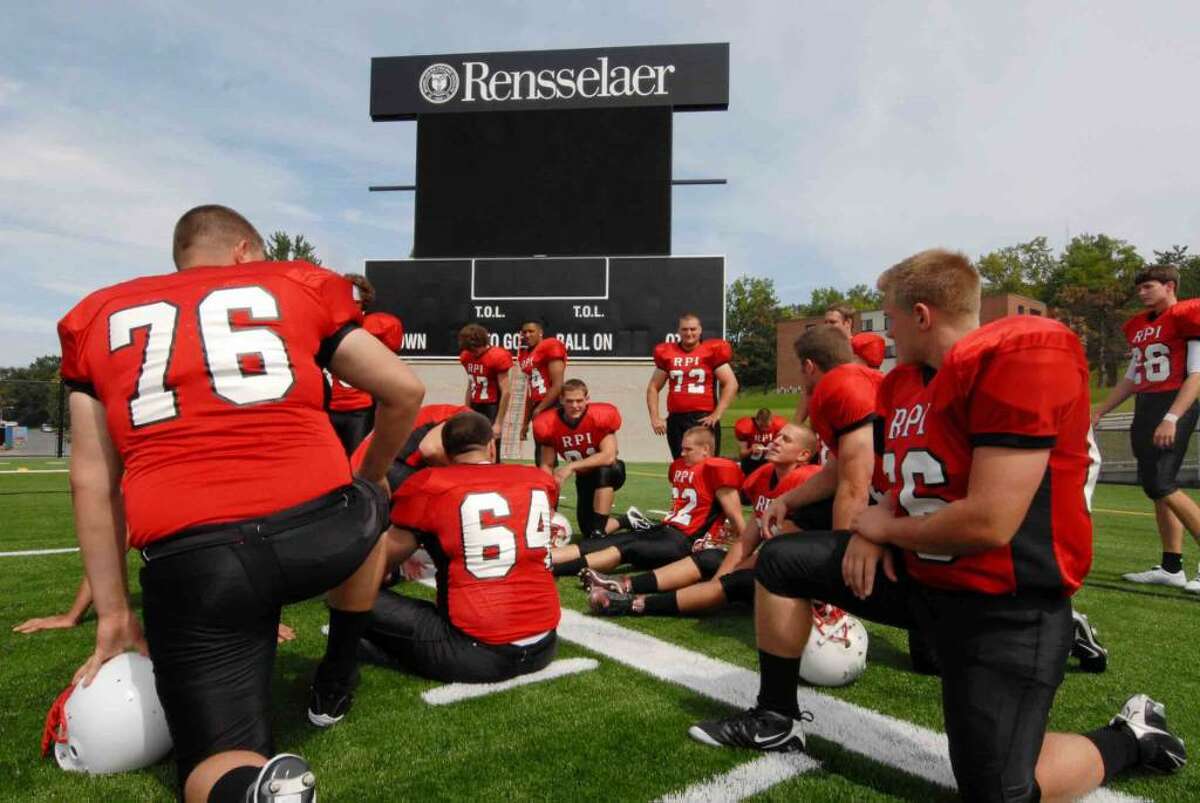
[
  {"x1": 58, "y1": 260, "x2": 361, "y2": 548},
  {"x1": 653, "y1": 339, "x2": 734, "y2": 414},
  {"x1": 877, "y1": 317, "x2": 1097, "y2": 596},
  {"x1": 389, "y1": 464, "x2": 561, "y2": 644},
  {"x1": 663, "y1": 456, "x2": 743, "y2": 537},
  {"x1": 1121, "y1": 299, "x2": 1200, "y2": 393},
  {"x1": 460, "y1": 345, "x2": 513, "y2": 404},
  {"x1": 532, "y1": 403, "x2": 621, "y2": 462}
]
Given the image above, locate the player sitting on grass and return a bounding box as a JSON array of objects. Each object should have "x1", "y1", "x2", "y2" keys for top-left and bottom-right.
[
  {"x1": 733, "y1": 408, "x2": 789, "y2": 477},
  {"x1": 549, "y1": 426, "x2": 744, "y2": 577},
  {"x1": 357, "y1": 412, "x2": 561, "y2": 683},
  {"x1": 585, "y1": 423, "x2": 820, "y2": 617},
  {"x1": 532, "y1": 378, "x2": 649, "y2": 538}
]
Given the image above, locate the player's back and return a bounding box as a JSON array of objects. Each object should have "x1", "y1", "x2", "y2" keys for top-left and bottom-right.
[
  {"x1": 58, "y1": 260, "x2": 359, "y2": 547},
  {"x1": 399, "y1": 464, "x2": 561, "y2": 644}
]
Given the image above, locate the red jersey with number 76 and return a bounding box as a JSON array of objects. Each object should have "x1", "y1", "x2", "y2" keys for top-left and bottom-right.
[
  {"x1": 532, "y1": 403, "x2": 622, "y2": 463},
  {"x1": 653, "y1": 339, "x2": 733, "y2": 414},
  {"x1": 1121, "y1": 299, "x2": 1200, "y2": 393},
  {"x1": 389, "y1": 464, "x2": 561, "y2": 644},
  {"x1": 57, "y1": 260, "x2": 361, "y2": 548},
  {"x1": 662, "y1": 456, "x2": 743, "y2": 537},
  {"x1": 877, "y1": 317, "x2": 1098, "y2": 596}
]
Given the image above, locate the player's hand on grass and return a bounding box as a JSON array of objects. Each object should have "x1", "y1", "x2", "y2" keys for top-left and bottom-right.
[
  {"x1": 13, "y1": 613, "x2": 80, "y2": 634},
  {"x1": 841, "y1": 534, "x2": 897, "y2": 600},
  {"x1": 651, "y1": 416, "x2": 667, "y2": 436},
  {"x1": 276, "y1": 623, "x2": 296, "y2": 643},
  {"x1": 1154, "y1": 418, "x2": 1177, "y2": 449},
  {"x1": 73, "y1": 609, "x2": 148, "y2": 687},
  {"x1": 553, "y1": 463, "x2": 574, "y2": 486}
]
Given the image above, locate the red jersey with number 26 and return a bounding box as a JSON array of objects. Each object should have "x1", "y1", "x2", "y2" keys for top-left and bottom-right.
[
  {"x1": 1121, "y1": 299, "x2": 1200, "y2": 393},
  {"x1": 663, "y1": 456, "x2": 743, "y2": 537},
  {"x1": 878, "y1": 317, "x2": 1097, "y2": 596},
  {"x1": 459, "y1": 345, "x2": 513, "y2": 404},
  {"x1": 328, "y1": 311, "x2": 404, "y2": 411},
  {"x1": 532, "y1": 403, "x2": 622, "y2": 462},
  {"x1": 389, "y1": 464, "x2": 561, "y2": 644},
  {"x1": 58, "y1": 260, "x2": 361, "y2": 548},
  {"x1": 525, "y1": 338, "x2": 568, "y2": 402},
  {"x1": 653, "y1": 339, "x2": 734, "y2": 414}
]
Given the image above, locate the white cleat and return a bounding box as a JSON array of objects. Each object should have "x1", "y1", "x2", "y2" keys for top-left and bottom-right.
[
  {"x1": 1185, "y1": 565, "x2": 1200, "y2": 594},
  {"x1": 1121, "y1": 565, "x2": 1186, "y2": 588}
]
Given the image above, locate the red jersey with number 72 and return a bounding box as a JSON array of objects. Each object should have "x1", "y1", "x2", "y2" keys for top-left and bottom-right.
[
  {"x1": 877, "y1": 317, "x2": 1098, "y2": 596},
  {"x1": 525, "y1": 337, "x2": 568, "y2": 402},
  {"x1": 459, "y1": 345, "x2": 513, "y2": 404},
  {"x1": 1121, "y1": 299, "x2": 1200, "y2": 393},
  {"x1": 532, "y1": 403, "x2": 622, "y2": 463},
  {"x1": 653, "y1": 339, "x2": 734, "y2": 414},
  {"x1": 389, "y1": 464, "x2": 561, "y2": 644},
  {"x1": 57, "y1": 260, "x2": 361, "y2": 548},
  {"x1": 662, "y1": 456, "x2": 743, "y2": 537}
]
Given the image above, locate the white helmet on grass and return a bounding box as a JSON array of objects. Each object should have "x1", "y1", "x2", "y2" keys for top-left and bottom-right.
[{"x1": 800, "y1": 603, "x2": 869, "y2": 687}]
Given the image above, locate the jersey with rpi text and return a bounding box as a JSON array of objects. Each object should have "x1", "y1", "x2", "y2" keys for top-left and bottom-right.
[
  {"x1": 662, "y1": 456, "x2": 744, "y2": 537},
  {"x1": 807, "y1": 363, "x2": 882, "y2": 457},
  {"x1": 1121, "y1": 299, "x2": 1200, "y2": 393},
  {"x1": 877, "y1": 317, "x2": 1097, "y2": 596},
  {"x1": 389, "y1": 464, "x2": 561, "y2": 644},
  {"x1": 58, "y1": 260, "x2": 361, "y2": 548},
  {"x1": 653, "y1": 339, "x2": 734, "y2": 414},
  {"x1": 524, "y1": 338, "x2": 568, "y2": 402},
  {"x1": 328, "y1": 311, "x2": 404, "y2": 411},
  {"x1": 350, "y1": 403, "x2": 470, "y2": 472},
  {"x1": 532, "y1": 403, "x2": 621, "y2": 463},
  {"x1": 460, "y1": 346, "x2": 513, "y2": 404},
  {"x1": 743, "y1": 462, "x2": 822, "y2": 529},
  {"x1": 734, "y1": 415, "x2": 788, "y2": 449}
]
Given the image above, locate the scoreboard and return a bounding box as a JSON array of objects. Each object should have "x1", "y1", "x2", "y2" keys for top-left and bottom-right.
[{"x1": 366, "y1": 255, "x2": 724, "y2": 359}]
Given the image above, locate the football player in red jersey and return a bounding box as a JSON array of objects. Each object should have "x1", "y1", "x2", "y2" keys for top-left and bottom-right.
[
  {"x1": 550, "y1": 427, "x2": 745, "y2": 577},
  {"x1": 1092, "y1": 264, "x2": 1200, "y2": 592},
  {"x1": 734, "y1": 408, "x2": 790, "y2": 477},
  {"x1": 647, "y1": 313, "x2": 739, "y2": 459},
  {"x1": 518, "y1": 319, "x2": 568, "y2": 453},
  {"x1": 586, "y1": 423, "x2": 820, "y2": 617},
  {"x1": 326, "y1": 274, "x2": 405, "y2": 456},
  {"x1": 458, "y1": 323, "x2": 514, "y2": 460},
  {"x1": 357, "y1": 412, "x2": 561, "y2": 682},
  {"x1": 793, "y1": 304, "x2": 886, "y2": 423},
  {"x1": 694, "y1": 250, "x2": 1185, "y2": 799},
  {"x1": 532, "y1": 379, "x2": 646, "y2": 538},
  {"x1": 850, "y1": 331, "x2": 886, "y2": 369},
  {"x1": 57, "y1": 206, "x2": 425, "y2": 803}
]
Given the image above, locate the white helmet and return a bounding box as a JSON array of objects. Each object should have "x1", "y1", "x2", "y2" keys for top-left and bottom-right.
[
  {"x1": 799, "y1": 603, "x2": 869, "y2": 687},
  {"x1": 48, "y1": 653, "x2": 172, "y2": 774},
  {"x1": 550, "y1": 512, "x2": 573, "y2": 548}
]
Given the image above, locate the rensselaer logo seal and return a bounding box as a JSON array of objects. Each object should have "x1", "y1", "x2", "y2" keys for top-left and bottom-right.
[{"x1": 419, "y1": 63, "x2": 459, "y2": 104}]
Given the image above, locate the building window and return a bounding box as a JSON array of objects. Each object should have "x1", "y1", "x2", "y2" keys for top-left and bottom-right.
[
  {"x1": 883, "y1": 315, "x2": 891, "y2": 330},
  {"x1": 1017, "y1": 304, "x2": 1025, "y2": 314},
  {"x1": 1031, "y1": 308, "x2": 1042, "y2": 316},
  {"x1": 862, "y1": 319, "x2": 874, "y2": 331},
  {"x1": 885, "y1": 345, "x2": 896, "y2": 359},
  {"x1": 805, "y1": 323, "x2": 816, "y2": 330}
]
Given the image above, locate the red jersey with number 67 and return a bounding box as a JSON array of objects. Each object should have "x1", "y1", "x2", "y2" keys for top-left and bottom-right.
[
  {"x1": 743, "y1": 462, "x2": 822, "y2": 528},
  {"x1": 653, "y1": 339, "x2": 734, "y2": 414},
  {"x1": 663, "y1": 456, "x2": 743, "y2": 537},
  {"x1": 390, "y1": 464, "x2": 561, "y2": 644},
  {"x1": 58, "y1": 260, "x2": 361, "y2": 548},
  {"x1": 459, "y1": 345, "x2": 513, "y2": 404},
  {"x1": 1121, "y1": 299, "x2": 1200, "y2": 393},
  {"x1": 524, "y1": 338, "x2": 568, "y2": 402},
  {"x1": 328, "y1": 311, "x2": 404, "y2": 412},
  {"x1": 877, "y1": 317, "x2": 1098, "y2": 596},
  {"x1": 532, "y1": 403, "x2": 621, "y2": 462}
]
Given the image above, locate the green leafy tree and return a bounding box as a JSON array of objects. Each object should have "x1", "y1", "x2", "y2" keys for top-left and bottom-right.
[
  {"x1": 798, "y1": 284, "x2": 882, "y2": 316},
  {"x1": 0, "y1": 355, "x2": 62, "y2": 427},
  {"x1": 1153, "y1": 245, "x2": 1200, "y2": 299},
  {"x1": 726, "y1": 276, "x2": 794, "y2": 388},
  {"x1": 977, "y1": 236, "x2": 1055, "y2": 298},
  {"x1": 264, "y1": 231, "x2": 321, "y2": 264}
]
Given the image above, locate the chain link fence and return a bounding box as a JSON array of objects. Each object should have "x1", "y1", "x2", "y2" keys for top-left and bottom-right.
[
  {"x1": 0, "y1": 379, "x2": 69, "y2": 458},
  {"x1": 1094, "y1": 412, "x2": 1200, "y2": 487}
]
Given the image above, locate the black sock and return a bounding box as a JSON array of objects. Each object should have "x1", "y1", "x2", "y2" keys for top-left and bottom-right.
[
  {"x1": 208, "y1": 764, "x2": 261, "y2": 803},
  {"x1": 629, "y1": 572, "x2": 659, "y2": 594},
  {"x1": 640, "y1": 592, "x2": 679, "y2": 616},
  {"x1": 616, "y1": 513, "x2": 632, "y2": 530},
  {"x1": 554, "y1": 557, "x2": 588, "y2": 577},
  {"x1": 316, "y1": 608, "x2": 371, "y2": 686},
  {"x1": 1085, "y1": 724, "x2": 1141, "y2": 784},
  {"x1": 1162, "y1": 552, "x2": 1183, "y2": 573},
  {"x1": 755, "y1": 650, "x2": 801, "y2": 718}
]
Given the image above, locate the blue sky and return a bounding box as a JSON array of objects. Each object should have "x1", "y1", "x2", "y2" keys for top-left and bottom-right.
[{"x1": 2, "y1": 1, "x2": 1199, "y2": 366}]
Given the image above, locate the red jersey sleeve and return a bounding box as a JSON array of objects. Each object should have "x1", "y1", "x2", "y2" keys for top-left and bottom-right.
[
  {"x1": 484, "y1": 347, "x2": 514, "y2": 373},
  {"x1": 307, "y1": 265, "x2": 363, "y2": 339},
  {"x1": 809, "y1": 366, "x2": 879, "y2": 450},
  {"x1": 704, "y1": 458, "x2": 744, "y2": 491},
  {"x1": 1174, "y1": 299, "x2": 1200, "y2": 339},
  {"x1": 733, "y1": 417, "x2": 755, "y2": 442},
  {"x1": 390, "y1": 471, "x2": 435, "y2": 529},
  {"x1": 769, "y1": 415, "x2": 788, "y2": 436},
  {"x1": 705, "y1": 339, "x2": 734, "y2": 369},
  {"x1": 851, "y1": 333, "x2": 886, "y2": 369},
  {"x1": 458, "y1": 350, "x2": 472, "y2": 368},
  {"x1": 652, "y1": 342, "x2": 672, "y2": 372},
  {"x1": 57, "y1": 306, "x2": 95, "y2": 394},
  {"x1": 542, "y1": 338, "x2": 568, "y2": 362},
  {"x1": 364, "y1": 312, "x2": 404, "y2": 353},
  {"x1": 531, "y1": 410, "x2": 556, "y2": 445},
  {"x1": 595, "y1": 403, "x2": 622, "y2": 435}
]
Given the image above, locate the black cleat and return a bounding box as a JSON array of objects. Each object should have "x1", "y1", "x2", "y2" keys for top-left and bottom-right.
[
  {"x1": 307, "y1": 676, "x2": 356, "y2": 728},
  {"x1": 688, "y1": 707, "x2": 812, "y2": 752},
  {"x1": 245, "y1": 753, "x2": 316, "y2": 802},
  {"x1": 588, "y1": 588, "x2": 634, "y2": 616},
  {"x1": 1070, "y1": 611, "x2": 1108, "y2": 673},
  {"x1": 579, "y1": 567, "x2": 627, "y2": 593},
  {"x1": 1111, "y1": 694, "x2": 1187, "y2": 773}
]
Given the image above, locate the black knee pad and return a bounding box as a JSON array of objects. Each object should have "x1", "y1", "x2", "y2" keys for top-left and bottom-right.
[
  {"x1": 755, "y1": 533, "x2": 833, "y2": 598},
  {"x1": 690, "y1": 548, "x2": 725, "y2": 579},
  {"x1": 590, "y1": 460, "x2": 627, "y2": 491},
  {"x1": 718, "y1": 568, "x2": 755, "y2": 604},
  {"x1": 209, "y1": 765, "x2": 262, "y2": 803}
]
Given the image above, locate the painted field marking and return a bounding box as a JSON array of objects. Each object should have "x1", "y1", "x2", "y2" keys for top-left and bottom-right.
[
  {"x1": 0, "y1": 547, "x2": 79, "y2": 557},
  {"x1": 0, "y1": 469, "x2": 70, "y2": 475},
  {"x1": 1093, "y1": 507, "x2": 1154, "y2": 518},
  {"x1": 657, "y1": 752, "x2": 821, "y2": 802},
  {"x1": 421, "y1": 658, "x2": 599, "y2": 705}
]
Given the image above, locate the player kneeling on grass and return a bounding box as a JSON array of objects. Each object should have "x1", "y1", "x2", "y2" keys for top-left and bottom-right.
[
  {"x1": 357, "y1": 412, "x2": 561, "y2": 682},
  {"x1": 691, "y1": 249, "x2": 1186, "y2": 801},
  {"x1": 585, "y1": 423, "x2": 819, "y2": 617},
  {"x1": 532, "y1": 378, "x2": 648, "y2": 538},
  {"x1": 549, "y1": 426, "x2": 744, "y2": 577}
]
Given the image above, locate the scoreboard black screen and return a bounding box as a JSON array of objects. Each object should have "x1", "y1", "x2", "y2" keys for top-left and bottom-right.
[{"x1": 366, "y1": 255, "x2": 723, "y2": 359}]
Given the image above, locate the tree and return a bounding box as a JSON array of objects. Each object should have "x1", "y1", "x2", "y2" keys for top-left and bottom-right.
[
  {"x1": 0, "y1": 355, "x2": 62, "y2": 427},
  {"x1": 977, "y1": 236, "x2": 1055, "y2": 298},
  {"x1": 264, "y1": 231, "x2": 321, "y2": 264},
  {"x1": 726, "y1": 276, "x2": 794, "y2": 388},
  {"x1": 1153, "y1": 245, "x2": 1200, "y2": 299},
  {"x1": 797, "y1": 284, "x2": 882, "y2": 316}
]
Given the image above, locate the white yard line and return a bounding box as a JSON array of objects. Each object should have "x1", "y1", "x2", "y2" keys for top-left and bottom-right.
[
  {"x1": 656, "y1": 753, "x2": 820, "y2": 802},
  {"x1": 421, "y1": 658, "x2": 599, "y2": 705},
  {"x1": 0, "y1": 547, "x2": 79, "y2": 557},
  {"x1": 0, "y1": 469, "x2": 70, "y2": 474}
]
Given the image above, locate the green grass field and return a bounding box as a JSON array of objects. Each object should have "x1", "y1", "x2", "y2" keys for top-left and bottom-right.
[{"x1": 2, "y1": 459, "x2": 1197, "y2": 801}]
